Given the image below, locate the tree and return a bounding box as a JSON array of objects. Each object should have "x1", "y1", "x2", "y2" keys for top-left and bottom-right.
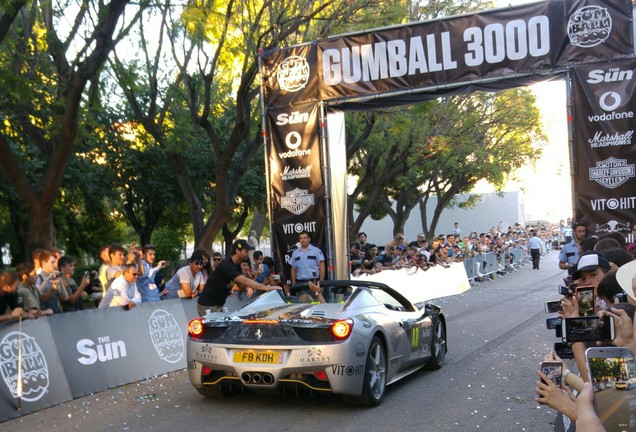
[
  {"x1": 346, "y1": 88, "x2": 544, "y2": 242},
  {"x1": 0, "y1": 0, "x2": 135, "y2": 259},
  {"x1": 109, "y1": 0, "x2": 405, "y2": 251},
  {"x1": 414, "y1": 89, "x2": 544, "y2": 239}
]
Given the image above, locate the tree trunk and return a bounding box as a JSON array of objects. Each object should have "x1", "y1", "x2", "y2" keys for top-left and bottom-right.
[
  {"x1": 249, "y1": 210, "x2": 266, "y2": 241},
  {"x1": 27, "y1": 205, "x2": 56, "y2": 252}
]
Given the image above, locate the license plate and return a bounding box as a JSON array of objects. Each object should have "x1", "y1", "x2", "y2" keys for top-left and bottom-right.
[{"x1": 233, "y1": 350, "x2": 284, "y2": 364}]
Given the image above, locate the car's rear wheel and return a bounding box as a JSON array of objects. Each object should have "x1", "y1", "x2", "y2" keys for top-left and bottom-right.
[
  {"x1": 196, "y1": 383, "x2": 232, "y2": 398},
  {"x1": 425, "y1": 319, "x2": 446, "y2": 370},
  {"x1": 343, "y1": 336, "x2": 386, "y2": 407}
]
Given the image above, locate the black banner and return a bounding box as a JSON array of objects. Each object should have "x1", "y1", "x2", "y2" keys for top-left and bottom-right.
[
  {"x1": 261, "y1": 0, "x2": 633, "y2": 109},
  {"x1": 265, "y1": 102, "x2": 326, "y2": 281},
  {"x1": 571, "y1": 59, "x2": 636, "y2": 235}
]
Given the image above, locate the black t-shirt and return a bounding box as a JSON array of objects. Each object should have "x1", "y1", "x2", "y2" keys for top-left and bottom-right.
[
  {"x1": 0, "y1": 291, "x2": 19, "y2": 314},
  {"x1": 198, "y1": 257, "x2": 241, "y2": 307}
]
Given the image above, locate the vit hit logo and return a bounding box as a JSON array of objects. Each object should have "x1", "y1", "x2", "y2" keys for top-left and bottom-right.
[
  {"x1": 148, "y1": 309, "x2": 184, "y2": 364},
  {"x1": 0, "y1": 332, "x2": 49, "y2": 402}
]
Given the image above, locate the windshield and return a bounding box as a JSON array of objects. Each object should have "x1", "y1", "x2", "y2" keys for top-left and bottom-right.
[{"x1": 288, "y1": 284, "x2": 354, "y2": 304}]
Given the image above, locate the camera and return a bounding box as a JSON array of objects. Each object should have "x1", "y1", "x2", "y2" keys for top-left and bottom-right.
[
  {"x1": 561, "y1": 316, "x2": 615, "y2": 343},
  {"x1": 539, "y1": 361, "x2": 562, "y2": 386},
  {"x1": 554, "y1": 342, "x2": 574, "y2": 359},
  {"x1": 545, "y1": 300, "x2": 562, "y2": 314},
  {"x1": 558, "y1": 283, "x2": 577, "y2": 296},
  {"x1": 546, "y1": 317, "x2": 562, "y2": 330}
]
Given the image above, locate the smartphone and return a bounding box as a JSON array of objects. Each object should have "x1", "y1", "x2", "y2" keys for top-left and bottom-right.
[
  {"x1": 84, "y1": 271, "x2": 90, "y2": 278},
  {"x1": 558, "y1": 283, "x2": 576, "y2": 296},
  {"x1": 545, "y1": 300, "x2": 562, "y2": 314},
  {"x1": 585, "y1": 347, "x2": 635, "y2": 432},
  {"x1": 576, "y1": 286, "x2": 595, "y2": 317},
  {"x1": 561, "y1": 316, "x2": 615, "y2": 343},
  {"x1": 164, "y1": 261, "x2": 171, "y2": 266},
  {"x1": 540, "y1": 361, "x2": 563, "y2": 386},
  {"x1": 546, "y1": 317, "x2": 562, "y2": 330},
  {"x1": 554, "y1": 342, "x2": 574, "y2": 359}
]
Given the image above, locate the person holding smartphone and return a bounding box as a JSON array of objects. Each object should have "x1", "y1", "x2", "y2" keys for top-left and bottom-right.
[{"x1": 58, "y1": 255, "x2": 91, "y2": 312}]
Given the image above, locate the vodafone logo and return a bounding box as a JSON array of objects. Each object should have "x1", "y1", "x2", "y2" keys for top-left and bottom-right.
[{"x1": 599, "y1": 92, "x2": 621, "y2": 112}]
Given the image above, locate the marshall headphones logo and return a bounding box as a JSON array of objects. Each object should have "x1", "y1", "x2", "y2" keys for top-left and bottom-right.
[
  {"x1": 277, "y1": 56, "x2": 310, "y2": 92},
  {"x1": 568, "y1": 6, "x2": 611, "y2": 48},
  {"x1": 280, "y1": 165, "x2": 312, "y2": 181},
  {"x1": 281, "y1": 188, "x2": 315, "y2": 215},
  {"x1": 148, "y1": 309, "x2": 184, "y2": 364},
  {"x1": 0, "y1": 332, "x2": 49, "y2": 402},
  {"x1": 589, "y1": 157, "x2": 635, "y2": 189}
]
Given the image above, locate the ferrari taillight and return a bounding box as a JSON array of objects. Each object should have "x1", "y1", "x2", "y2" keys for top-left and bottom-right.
[
  {"x1": 331, "y1": 319, "x2": 353, "y2": 339},
  {"x1": 313, "y1": 371, "x2": 328, "y2": 381},
  {"x1": 188, "y1": 318, "x2": 204, "y2": 336}
]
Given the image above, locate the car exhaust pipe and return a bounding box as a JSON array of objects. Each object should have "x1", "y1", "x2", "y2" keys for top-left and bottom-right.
[
  {"x1": 251, "y1": 373, "x2": 262, "y2": 384},
  {"x1": 241, "y1": 372, "x2": 252, "y2": 383},
  {"x1": 262, "y1": 373, "x2": 274, "y2": 385}
]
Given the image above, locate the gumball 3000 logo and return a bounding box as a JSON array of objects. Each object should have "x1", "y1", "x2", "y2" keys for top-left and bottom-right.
[
  {"x1": 148, "y1": 310, "x2": 184, "y2": 363},
  {"x1": 0, "y1": 332, "x2": 49, "y2": 402}
]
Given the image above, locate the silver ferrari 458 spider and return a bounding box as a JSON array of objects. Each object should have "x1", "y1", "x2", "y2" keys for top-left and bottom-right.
[{"x1": 187, "y1": 280, "x2": 447, "y2": 406}]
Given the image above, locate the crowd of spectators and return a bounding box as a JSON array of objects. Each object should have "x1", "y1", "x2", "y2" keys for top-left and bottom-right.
[
  {"x1": 0, "y1": 242, "x2": 279, "y2": 323},
  {"x1": 535, "y1": 221, "x2": 636, "y2": 432},
  {"x1": 349, "y1": 221, "x2": 559, "y2": 281}
]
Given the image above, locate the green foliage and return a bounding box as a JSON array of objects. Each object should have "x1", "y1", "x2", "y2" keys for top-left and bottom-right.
[
  {"x1": 152, "y1": 226, "x2": 184, "y2": 263},
  {"x1": 347, "y1": 87, "x2": 545, "y2": 237}
]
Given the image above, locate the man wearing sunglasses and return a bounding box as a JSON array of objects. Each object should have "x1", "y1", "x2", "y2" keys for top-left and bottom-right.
[
  {"x1": 162, "y1": 252, "x2": 206, "y2": 299},
  {"x1": 99, "y1": 264, "x2": 142, "y2": 309},
  {"x1": 197, "y1": 240, "x2": 281, "y2": 316}
]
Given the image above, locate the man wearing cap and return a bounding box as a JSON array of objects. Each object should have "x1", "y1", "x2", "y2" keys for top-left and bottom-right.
[
  {"x1": 162, "y1": 252, "x2": 206, "y2": 300},
  {"x1": 197, "y1": 240, "x2": 279, "y2": 316},
  {"x1": 290, "y1": 231, "x2": 325, "y2": 286},
  {"x1": 558, "y1": 221, "x2": 586, "y2": 271},
  {"x1": 571, "y1": 252, "x2": 611, "y2": 291}
]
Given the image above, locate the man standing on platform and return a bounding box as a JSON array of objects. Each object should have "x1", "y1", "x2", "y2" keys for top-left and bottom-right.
[{"x1": 290, "y1": 231, "x2": 325, "y2": 286}]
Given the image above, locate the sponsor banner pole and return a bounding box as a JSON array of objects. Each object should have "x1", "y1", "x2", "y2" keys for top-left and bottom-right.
[
  {"x1": 265, "y1": 103, "x2": 327, "y2": 283},
  {"x1": 565, "y1": 69, "x2": 579, "y2": 220},
  {"x1": 570, "y1": 58, "x2": 636, "y2": 235},
  {"x1": 258, "y1": 48, "x2": 277, "y2": 273},
  {"x1": 325, "y1": 109, "x2": 349, "y2": 279},
  {"x1": 318, "y1": 102, "x2": 335, "y2": 280}
]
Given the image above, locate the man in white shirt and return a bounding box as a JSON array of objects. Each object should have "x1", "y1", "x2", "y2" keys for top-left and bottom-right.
[
  {"x1": 527, "y1": 231, "x2": 543, "y2": 270},
  {"x1": 99, "y1": 264, "x2": 141, "y2": 309}
]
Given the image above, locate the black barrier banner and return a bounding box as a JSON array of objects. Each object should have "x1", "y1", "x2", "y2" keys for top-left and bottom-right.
[
  {"x1": 260, "y1": 0, "x2": 633, "y2": 109},
  {"x1": 265, "y1": 102, "x2": 326, "y2": 281},
  {"x1": 0, "y1": 299, "x2": 237, "y2": 422},
  {"x1": 0, "y1": 319, "x2": 72, "y2": 421},
  {"x1": 571, "y1": 59, "x2": 636, "y2": 235},
  {"x1": 47, "y1": 302, "x2": 188, "y2": 397}
]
